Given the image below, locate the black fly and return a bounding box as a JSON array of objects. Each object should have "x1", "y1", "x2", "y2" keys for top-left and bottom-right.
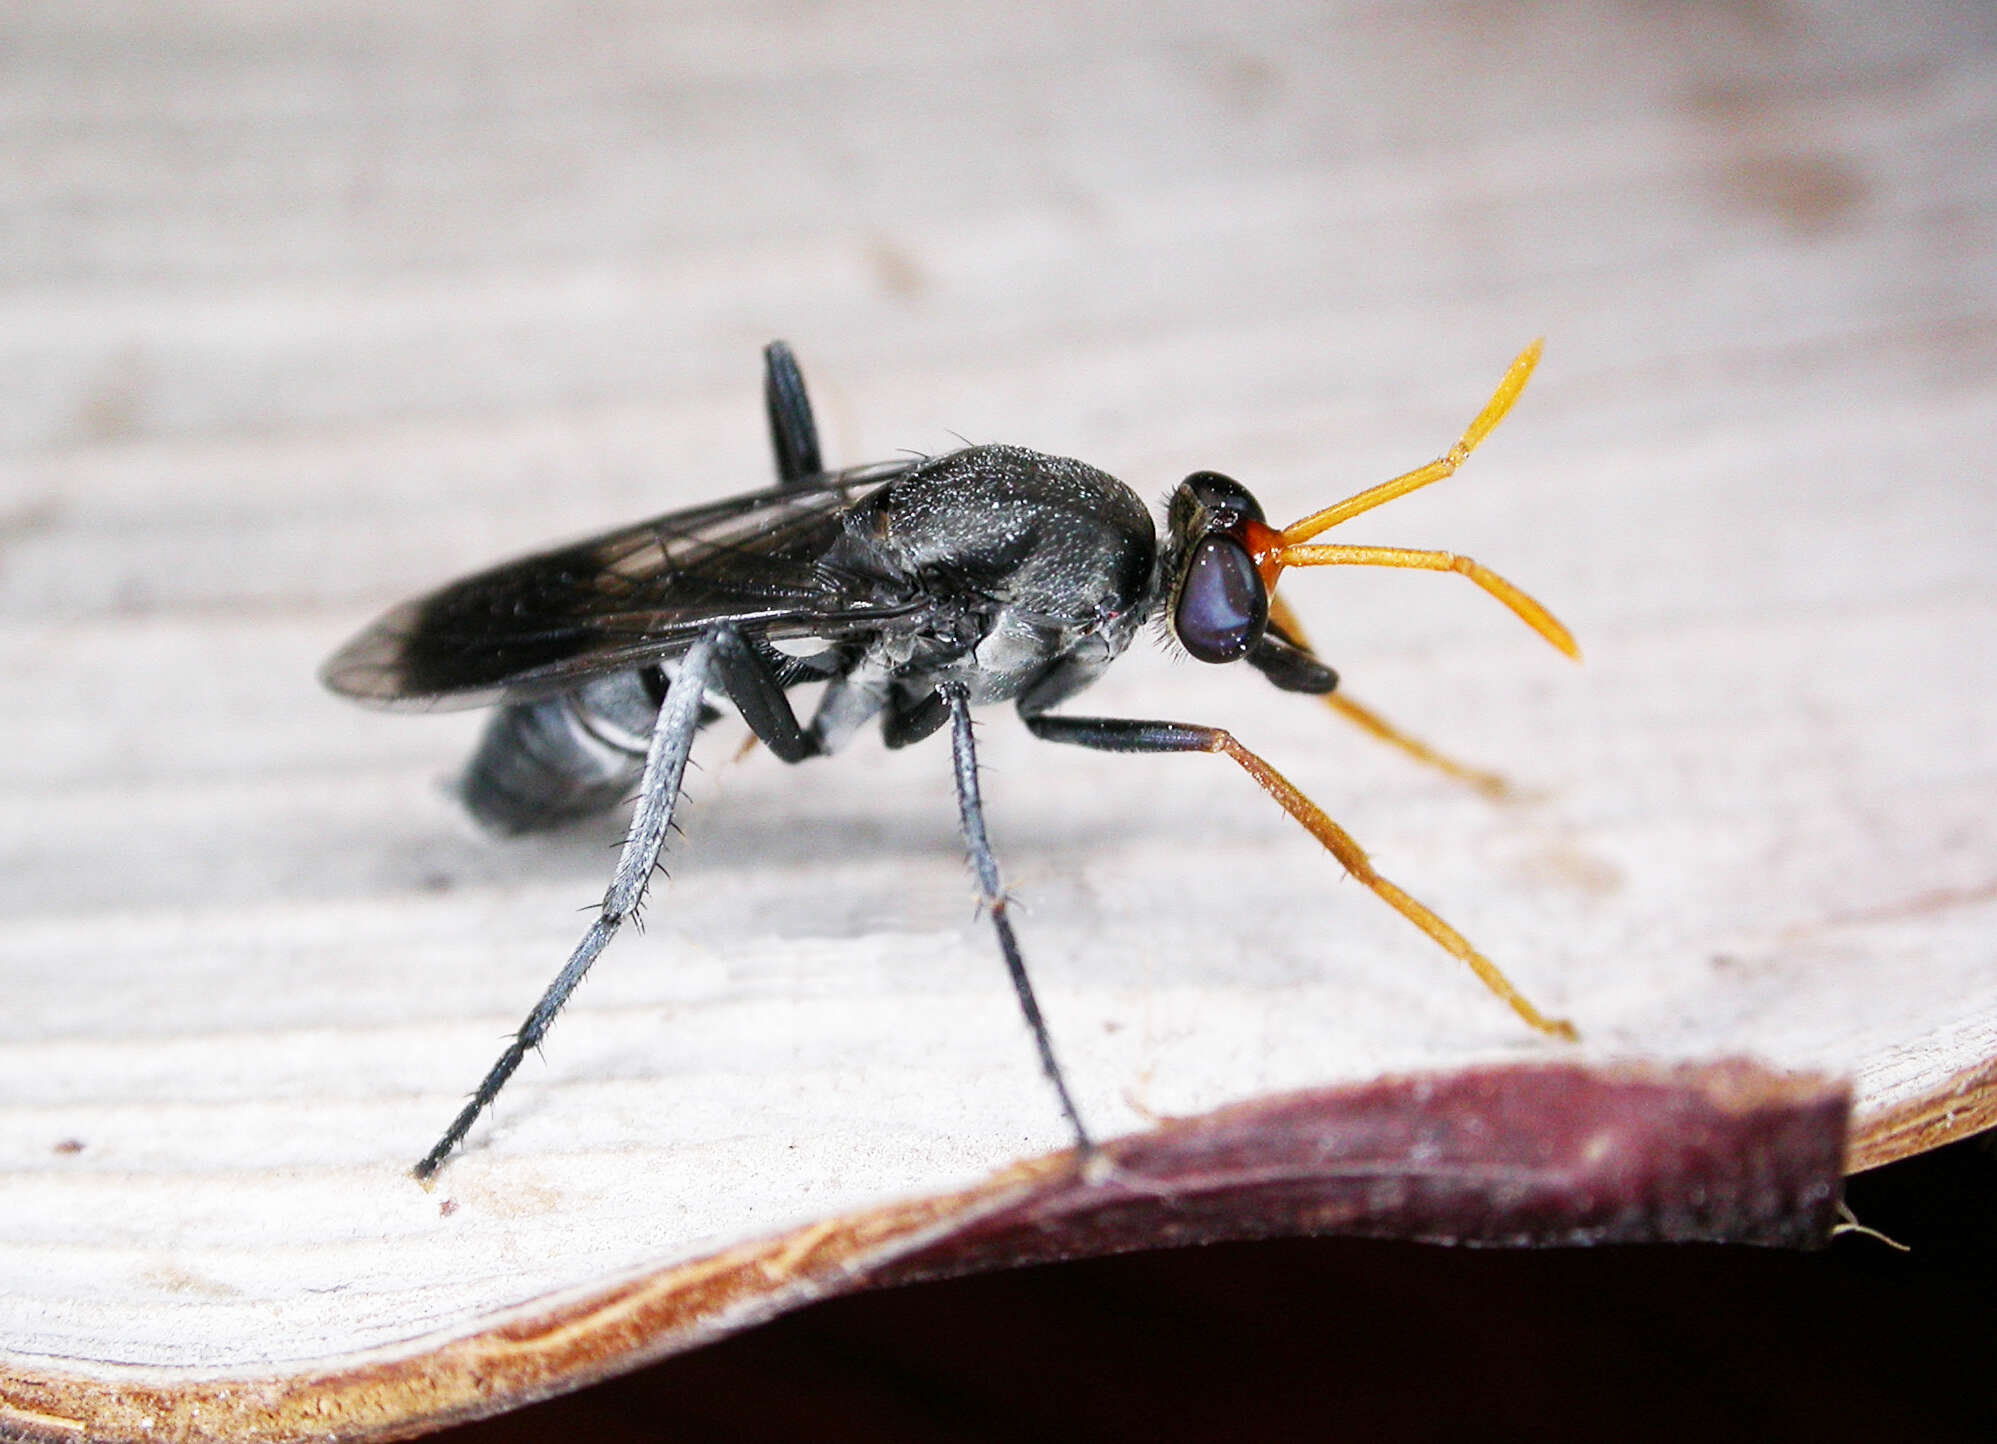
[{"x1": 323, "y1": 341, "x2": 1580, "y2": 1181}]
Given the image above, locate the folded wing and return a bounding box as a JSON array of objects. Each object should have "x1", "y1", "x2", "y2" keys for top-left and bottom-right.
[{"x1": 322, "y1": 460, "x2": 923, "y2": 708}]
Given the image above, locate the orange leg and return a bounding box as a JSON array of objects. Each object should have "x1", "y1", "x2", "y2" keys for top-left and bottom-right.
[
  {"x1": 1321, "y1": 693, "x2": 1513, "y2": 801},
  {"x1": 1265, "y1": 595, "x2": 1513, "y2": 799},
  {"x1": 1211, "y1": 729, "x2": 1576, "y2": 1039},
  {"x1": 1024, "y1": 712, "x2": 1578, "y2": 1040}
]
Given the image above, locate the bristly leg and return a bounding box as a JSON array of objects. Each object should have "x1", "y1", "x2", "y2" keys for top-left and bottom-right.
[
  {"x1": 1023, "y1": 711, "x2": 1576, "y2": 1040},
  {"x1": 941, "y1": 684, "x2": 1095, "y2": 1159},
  {"x1": 413, "y1": 632, "x2": 719, "y2": 1181}
]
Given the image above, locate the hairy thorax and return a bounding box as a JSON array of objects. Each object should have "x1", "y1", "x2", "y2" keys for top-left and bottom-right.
[{"x1": 852, "y1": 444, "x2": 1158, "y2": 705}]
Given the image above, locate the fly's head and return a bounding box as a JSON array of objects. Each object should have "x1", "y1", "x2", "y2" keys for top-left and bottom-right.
[
  {"x1": 1163, "y1": 471, "x2": 1275, "y2": 664},
  {"x1": 1160, "y1": 472, "x2": 1334, "y2": 694}
]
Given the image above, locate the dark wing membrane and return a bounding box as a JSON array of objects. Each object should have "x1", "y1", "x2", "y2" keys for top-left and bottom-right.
[{"x1": 322, "y1": 460, "x2": 921, "y2": 708}]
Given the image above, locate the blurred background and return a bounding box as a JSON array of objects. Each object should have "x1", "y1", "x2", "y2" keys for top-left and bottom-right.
[
  {"x1": 4, "y1": 1, "x2": 1993, "y2": 1438},
  {"x1": 8, "y1": 0, "x2": 1988, "y2": 632}
]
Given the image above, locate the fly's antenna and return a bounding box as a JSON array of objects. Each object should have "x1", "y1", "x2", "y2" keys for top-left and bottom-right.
[{"x1": 1239, "y1": 341, "x2": 1579, "y2": 661}]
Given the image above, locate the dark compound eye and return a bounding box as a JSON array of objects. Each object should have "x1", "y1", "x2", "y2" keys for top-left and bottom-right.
[
  {"x1": 1182, "y1": 470, "x2": 1264, "y2": 524},
  {"x1": 1174, "y1": 534, "x2": 1269, "y2": 663}
]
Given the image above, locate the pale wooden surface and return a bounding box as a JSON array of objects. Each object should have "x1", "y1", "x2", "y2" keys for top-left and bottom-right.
[{"x1": 1, "y1": 0, "x2": 1994, "y2": 1408}]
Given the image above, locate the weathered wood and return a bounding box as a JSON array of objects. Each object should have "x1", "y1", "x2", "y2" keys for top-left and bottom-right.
[{"x1": 0, "y1": 1063, "x2": 1850, "y2": 1444}]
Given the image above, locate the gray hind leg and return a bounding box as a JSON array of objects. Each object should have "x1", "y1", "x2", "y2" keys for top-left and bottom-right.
[{"x1": 416, "y1": 632, "x2": 718, "y2": 1179}]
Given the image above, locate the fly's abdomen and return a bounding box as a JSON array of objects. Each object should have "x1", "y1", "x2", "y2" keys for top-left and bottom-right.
[{"x1": 459, "y1": 671, "x2": 661, "y2": 834}]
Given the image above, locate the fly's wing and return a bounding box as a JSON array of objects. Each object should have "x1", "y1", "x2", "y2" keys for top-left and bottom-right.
[{"x1": 322, "y1": 460, "x2": 921, "y2": 708}]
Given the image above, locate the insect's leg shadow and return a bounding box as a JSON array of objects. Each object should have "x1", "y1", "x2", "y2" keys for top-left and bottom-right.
[
  {"x1": 941, "y1": 684, "x2": 1096, "y2": 1160},
  {"x1": 414, "y1": 632, "x2": 720, "y2": 1181},
  {"x1": 1021, "y1": 711, "x2": 1576, "y2": 1040},
  {"x1": 763, "y1": 341, "x2": 822, "y2": 485}
]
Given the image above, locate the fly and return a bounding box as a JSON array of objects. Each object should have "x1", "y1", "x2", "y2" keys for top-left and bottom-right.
[{"x1": 323, "y1": 340, "x2": 1581, "y2": 1181}]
